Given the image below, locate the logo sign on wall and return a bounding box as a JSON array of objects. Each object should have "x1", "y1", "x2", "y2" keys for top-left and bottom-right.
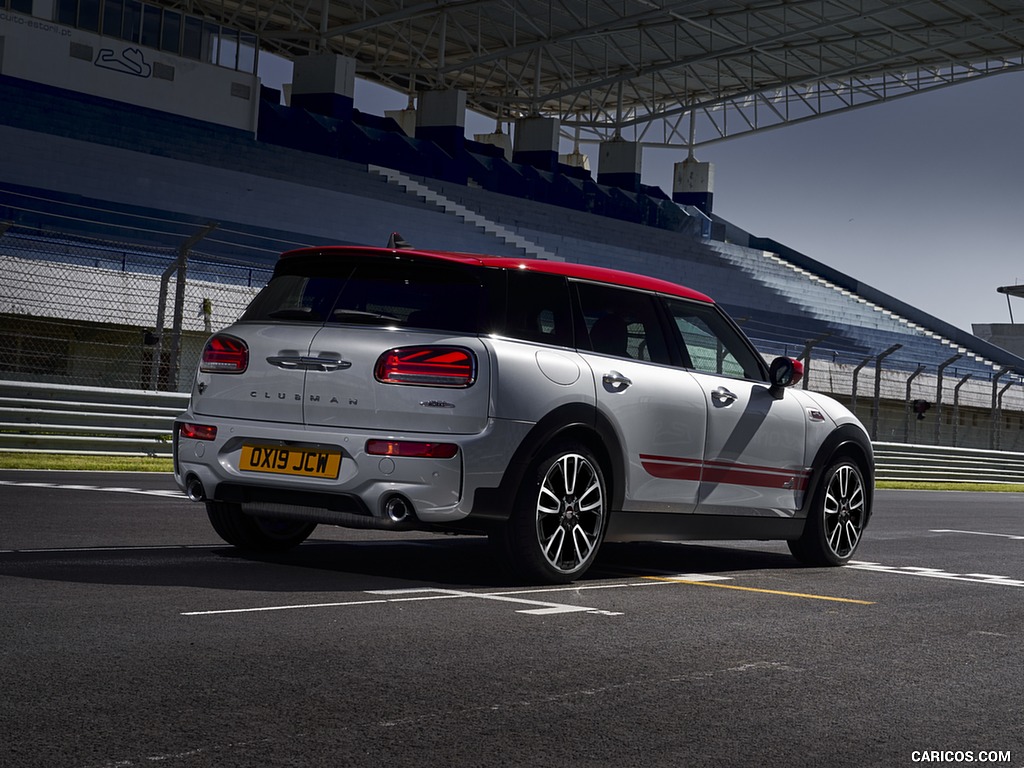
[{"x1": 95, "y1": 47, "x2": 152, "y2": 78}]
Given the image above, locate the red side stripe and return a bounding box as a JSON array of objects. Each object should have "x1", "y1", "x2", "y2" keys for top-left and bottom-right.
[
  {"x1": 639, "y1": 454, "x2": 810, "y2": 490},
  {"x1": 640, "y1": 460, "x2": 702, "y2": 482}
]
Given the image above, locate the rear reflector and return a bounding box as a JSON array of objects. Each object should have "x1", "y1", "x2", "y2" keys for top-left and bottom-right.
[
  {"x1": 375, "y1": 346, "x2": 476, "y2": 387},
  {"x1": 365, "y1": 439, "x2": 459, "y2": 459},
  {"x1": 200, "y1": 335, "x2": 249, "y2": 373},
  {"x1": 179, "y1": 423, "x2": 218, "y2": 441}
]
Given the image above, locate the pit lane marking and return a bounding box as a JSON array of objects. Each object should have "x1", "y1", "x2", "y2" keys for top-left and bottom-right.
[
  {"x1": 930, "y1": 529, "x2": 1024, "y2": 541},
  {"x1": 0, "y1": 479, "x2": 185, "y2": 498},
  {"x1": 368, "y1": 587, "x2": 626, "y2": 615},
  {"x1": 180, "y1": 575, "x2": 733, "y2": 617},
  {"x1": 849, "y1": 561, "x2": 1024, "y2": 587},
  {"x1": 641, "y1": 574, "x2": 876, "y2": 604}
]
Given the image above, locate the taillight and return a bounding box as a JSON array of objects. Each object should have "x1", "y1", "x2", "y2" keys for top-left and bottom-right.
[
  {"x1": 366, "y1": 439, "x2": 459, "y2": 459},
  {"x1": 374, "y1": 346, "x2": 476, "y2": 387},
  {"x1": 200, "y1": 334, "x2": 248, "y2": 373},
  {"x1": 179, "y1": 422, "x2": 218, "y2": 441}
]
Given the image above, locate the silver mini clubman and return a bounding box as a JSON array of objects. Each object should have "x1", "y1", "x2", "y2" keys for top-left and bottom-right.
[{"x1": 174, "y1": 244, "x2": 873, "y2": 583}]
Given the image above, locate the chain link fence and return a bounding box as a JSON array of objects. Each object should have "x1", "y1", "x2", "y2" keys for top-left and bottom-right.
[
  {"x1": 0, "y1": 224, "x2": 269, "y2": 392},
  {"x1": 1, "y1": 221, "x2": 1022, "y2": 452}
]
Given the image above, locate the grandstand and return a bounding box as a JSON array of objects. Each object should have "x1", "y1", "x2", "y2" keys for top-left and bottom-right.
[{"x1": 2, "y1": 0, "x2": 1024, "y2": 452}]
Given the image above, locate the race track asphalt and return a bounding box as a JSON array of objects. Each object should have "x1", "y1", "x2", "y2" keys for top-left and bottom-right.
[{"x1": 1, "y1": 471, "x2": 1022, "y2": 768}]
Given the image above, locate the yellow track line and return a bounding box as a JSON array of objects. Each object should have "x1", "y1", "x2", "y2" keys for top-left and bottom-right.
[{"x1": 642, "y1": 575, "x2": 875, "y2": 605}]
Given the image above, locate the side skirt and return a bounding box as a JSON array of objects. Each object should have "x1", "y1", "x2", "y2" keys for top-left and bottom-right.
[{"x1": 605, "y1": 512, "x2": 805, "y2": 543}]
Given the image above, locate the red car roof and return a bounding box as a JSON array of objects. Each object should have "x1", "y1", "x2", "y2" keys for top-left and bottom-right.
[{"x1": 281, "y1": 246, "x2": 714, "y2": 304}]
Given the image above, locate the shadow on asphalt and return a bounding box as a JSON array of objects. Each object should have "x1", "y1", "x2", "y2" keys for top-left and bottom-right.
[{"x1": 0, "y1": 535, "x2": 805, "y2": 592}]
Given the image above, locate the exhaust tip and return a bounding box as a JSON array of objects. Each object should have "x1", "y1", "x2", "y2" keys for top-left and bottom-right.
[
  {"x1": 185, "y1": 476, "x2": 206, "y2": 502},
  {"x1": 383, "y1": 495, "x2": 412, "y2": 523}
]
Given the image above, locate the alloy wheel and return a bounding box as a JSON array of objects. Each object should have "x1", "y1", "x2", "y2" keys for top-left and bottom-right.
[
  {"x1": 535, "y1": 453, "x2": 605, "y2": 575},
  {"x1": 822, "y1": 463, "x2": 866, "y2": 559}
]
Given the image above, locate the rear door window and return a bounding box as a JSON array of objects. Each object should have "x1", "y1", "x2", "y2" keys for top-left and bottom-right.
[
  {"x1": 574, "y1": 282, "x2": 671, "y2": 364},
  {"x1": 503, "y1": 270, "x2": 574, "y2": 347}
]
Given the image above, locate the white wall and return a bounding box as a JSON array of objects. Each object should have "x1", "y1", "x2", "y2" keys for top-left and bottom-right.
[
  {"x1": 0, "y1": 10, "x2": 258, "y2": 132},
  {"x1": 0, "y1": 253, "x2": 261, "y2": 332}
]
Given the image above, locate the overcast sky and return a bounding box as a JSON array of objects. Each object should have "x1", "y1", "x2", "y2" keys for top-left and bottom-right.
[{"x1": 344, "y1": 70, "x2": 1024, "y2": 334}]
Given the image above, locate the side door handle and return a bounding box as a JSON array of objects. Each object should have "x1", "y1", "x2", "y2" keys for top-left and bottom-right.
[
  {"x1": 711, "y1": 386, "x2": 737, "y2": 406},
  {"x1": 603, "y1": 370, "x2": 632, "y2": 392}
]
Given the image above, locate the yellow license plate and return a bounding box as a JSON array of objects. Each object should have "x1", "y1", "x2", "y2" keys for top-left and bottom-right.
[{"x1": 239, "y1": 445, "x2": 342, "y2": 479}]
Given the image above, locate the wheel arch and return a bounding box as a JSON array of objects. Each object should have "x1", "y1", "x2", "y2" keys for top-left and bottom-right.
[
  {"x1": 804, "y1": 424, "x2": 875, "y2": 525},
  {"x1": 469, "y1": 403, "x2": 625, "y2": 526}
]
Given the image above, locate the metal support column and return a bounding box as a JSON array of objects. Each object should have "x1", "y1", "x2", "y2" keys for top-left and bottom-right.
[
  {"x1": 934, "y1": 354, "x2": 962, "y2": 445},
  {"x1": 151, "y1": 223, "x2": 218, "y2": 391},
  {"x1": 990, "y1": 367, "x2": 1011, "y2": 450},
  {"x1": 995, "y1": 379, "x2": 1015, "y2": 451},
  {"x1": 799, "y1": 333, "x2": 830, "y2": 390},
  {"x1": 952, "y1": 374, "x2": 972, "y2": 448},
  {"x1": 903, "y1": 364, "x2": 926, "y2": 443},
  {"x1": 871, "y1": 344, "x2": 902, "y2": 441},
  {"x1": 851, "y1": 356, "x2": 871, "y2": 415}
]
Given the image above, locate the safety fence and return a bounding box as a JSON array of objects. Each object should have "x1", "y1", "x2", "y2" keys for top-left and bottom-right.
[
  {"x1": 0, "y1": 224, "x2": 271, "y2": 393},
  {"x1": 2, "y1": 380, "x2": 1024, "y2": 486},
  {"x1": 1, "y1": 221, "x2": 1023, "y2": 452}
]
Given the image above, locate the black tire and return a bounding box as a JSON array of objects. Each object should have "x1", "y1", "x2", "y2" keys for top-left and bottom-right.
[
  {"x1": 496, "y1": 441, "x2": 609, "y2": 584},
  {"x1": 205, "y1": 500, "x2": 316, "y2": 552},
  {"x1": 789, "y1": 458, "x2": 867, "y2": 566}
]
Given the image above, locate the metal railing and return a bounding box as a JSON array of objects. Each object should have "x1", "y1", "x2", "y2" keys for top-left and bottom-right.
[
  {"x1": 0, "y1": 380, "x2": 187, "y2": 457},
  {"x1": 3, "y1": 381, "x2": 1024, "y2": 484}
]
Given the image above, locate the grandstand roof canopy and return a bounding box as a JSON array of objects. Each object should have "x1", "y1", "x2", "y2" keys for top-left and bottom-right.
[{"x1": 177, "y1": 0, "x2": 1024, "y2": 147}]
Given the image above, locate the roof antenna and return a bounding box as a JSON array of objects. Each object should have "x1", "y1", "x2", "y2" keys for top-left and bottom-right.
[{"x1": 387, "y1": 232, "x2": 413, "y2": 249}]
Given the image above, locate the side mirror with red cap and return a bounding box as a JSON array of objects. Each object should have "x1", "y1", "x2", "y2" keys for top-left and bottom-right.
[{"x1": 768, "y1": 356, "x2": 804, "y2": 398}]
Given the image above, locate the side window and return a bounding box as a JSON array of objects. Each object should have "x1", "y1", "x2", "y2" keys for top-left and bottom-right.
[
  {"x1": 574, "y1": 282, "x2": 670, "y2": 364},
  {"x1": 504, "y1": 271, "x2": 573, "y2": 347},
  {"x1": 664, "y1": 298, "x2": 764, "y2": 380}
]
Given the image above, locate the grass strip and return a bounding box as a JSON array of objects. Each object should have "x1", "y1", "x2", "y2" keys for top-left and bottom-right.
[
  {"x1": 2, "y1": 455, "x2": 1023, "y2": 493},
  {"x1": 0, "y1": 453, "x2": 173, "y2": 472}
]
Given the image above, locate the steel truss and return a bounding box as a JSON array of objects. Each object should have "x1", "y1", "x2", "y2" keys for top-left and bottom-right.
[{"x1": 152, "y1": 0, "x2": 1024, "y2": 148}]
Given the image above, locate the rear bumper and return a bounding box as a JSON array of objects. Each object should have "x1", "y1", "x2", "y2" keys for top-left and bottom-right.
[{"x1": 173, "y1": 413, "x2": 531, "y2": 529}]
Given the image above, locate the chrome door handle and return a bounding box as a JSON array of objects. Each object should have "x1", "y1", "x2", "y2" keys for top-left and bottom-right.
[
  {"x1": 267, "y1": 356, "x2": 352, "y2": 372},
  {"x1": 711, "y1": 386, "x2": 737, "y2": 405},
  {"x1": 603, "y1": 371, "x2": 632, "y2": 392}
]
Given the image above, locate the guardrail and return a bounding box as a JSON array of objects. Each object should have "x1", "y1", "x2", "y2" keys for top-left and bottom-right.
[
  {"x1": 3, "y1": 381, "x2": 1024, "y2": 483},
  {"x1": 0, "y1": 380, "x2": 187, "y2": 457},
  {"x1": 872, "y1": 441, "x2": 1024, "y2": 485}
]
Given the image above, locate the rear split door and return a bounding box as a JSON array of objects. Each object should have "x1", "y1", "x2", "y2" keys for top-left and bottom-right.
[
  {"x1": 293, "y1": 252, "x2": 495, "y2": 434},
  {"x1": 191, "y1": 266, "x2": 352, "y2": 424},
  {"x1": 303, "y1": 328, "x2": 490, "y2": 434},
  {"x1": 193, "y1": 253, "x2": 495, "y2": 435},
  {"x1": 191, "y1": 326, "x2": 316, "y2": 424}
]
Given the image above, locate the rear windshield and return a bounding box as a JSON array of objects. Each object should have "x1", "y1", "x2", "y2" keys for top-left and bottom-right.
[{"x1": 241, "y1": 254, "x2": 492, "y2": 333}]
